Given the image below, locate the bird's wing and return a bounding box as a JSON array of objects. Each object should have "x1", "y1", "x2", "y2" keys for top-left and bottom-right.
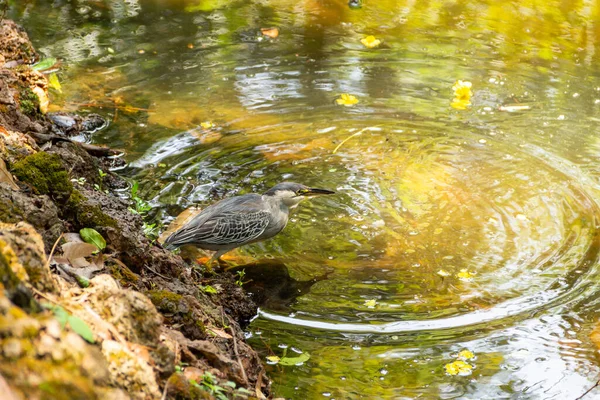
[
  {"x1": 200, "y1": 210, "x2": 271, "y2": 245},
  {"x1": 164, "y1": 195, "x2": 270, "y2": 248}
]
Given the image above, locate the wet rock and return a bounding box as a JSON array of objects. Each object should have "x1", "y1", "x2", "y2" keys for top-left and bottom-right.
[
  {"x1": 49, "y1": 113, "x2": 107, "y2": 136},
  {"x1": 147, "y1": 290, "x2": 207, "y2": 340},
  {"x1": 0, "y1": 183, "x2": 64, "y2": 250},
  {"x1": 48, "y1": 141, "x2": 104, "y2": 187},
  {"x1": 209, "y1": 274, "x2": 258, "y2": 326}
]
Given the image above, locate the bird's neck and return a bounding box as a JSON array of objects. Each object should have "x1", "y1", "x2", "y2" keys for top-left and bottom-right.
[{"x1": 263, "y1": 195, "x2": 291, "y2": 224}]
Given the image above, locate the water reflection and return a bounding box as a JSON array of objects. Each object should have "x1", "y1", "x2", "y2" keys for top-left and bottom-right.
[{"x1": 12, "y1": 0, "x2": 600, "y2": 397}]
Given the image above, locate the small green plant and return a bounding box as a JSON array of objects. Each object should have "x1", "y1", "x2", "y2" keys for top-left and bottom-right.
[
  {"x1": 143, "y1": 222, "x2": 159, "y2": 241},
  {"x1": 129, "y1": 181, "x2": 152, "y2": 215},
  {"x1": 174, "y1": 362, "x2": 189, "y2": 373},
  {"x1": 128, "y1": 181, "x2": 161, "y2": 241},
  {"x1": 44, "y1": 304, "x2": 95, "y2": 343},
  {"x1": 189, "y1": 372, "x2": 252, "y2": 400},
  {"x1": 94, "y1": 169, "x2": 108, "y2": 193},
  {"x1": 235, "y1": 269, "x2": 246, "y2": 287},
  {"x1": 71, "y1": 177, "x2": 86, "y2": 186},
  {"x1": 199, "y1": 284, "x2": 218, "y2": 294}
]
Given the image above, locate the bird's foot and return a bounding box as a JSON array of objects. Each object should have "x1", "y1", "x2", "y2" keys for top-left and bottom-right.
[{"x1": 218, "y1": 258, "x2": 240, "y2": 271}]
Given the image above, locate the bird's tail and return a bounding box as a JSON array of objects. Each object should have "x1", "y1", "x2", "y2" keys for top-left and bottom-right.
[{"x1": 162, "y1": 234, "x2": 179, "y2": 251}]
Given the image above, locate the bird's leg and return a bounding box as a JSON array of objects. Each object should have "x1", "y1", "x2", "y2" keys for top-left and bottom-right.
[{"x1": 205, "y1": 249, "x2": 228, "y2": 272}]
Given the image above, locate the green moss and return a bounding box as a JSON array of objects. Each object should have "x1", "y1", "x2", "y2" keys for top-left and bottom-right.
[
  {"x1": 195, "y1": 318, "x2": 205, "y2": 332},
  {"x1": 0, "y1": 358, "x2": 97, "y2": 400},
  {"x1": 11, "y1": 152, "x2": 72, "y2": 201},
  {"x1": 18, "y1": 87, "x2": 40, "y2": 116},
  {"x1": 107, "y1": 262, "x2": 139, "y2": 287},
  {"x1": 64, "y1": 189, "x2": 117, "y2": 229},
  {"x1": 147, "y1": 290, "x2": 183, "y2": 314},
  {"x1": 0, "y1": 242, "x2": 22, "y2": 292},
  {"x1": 166, "y1": 373, "x2": 209, "y2": 399}
]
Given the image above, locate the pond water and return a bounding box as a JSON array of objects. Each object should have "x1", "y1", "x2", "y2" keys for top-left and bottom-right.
[{"x1": 11, "y1": 0, "x2": 600, "y2": 398}]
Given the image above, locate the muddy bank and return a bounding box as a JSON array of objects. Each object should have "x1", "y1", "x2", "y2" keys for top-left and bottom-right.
[{"x1": 0, "y1": 19, "x2": 271, "y2": 399}]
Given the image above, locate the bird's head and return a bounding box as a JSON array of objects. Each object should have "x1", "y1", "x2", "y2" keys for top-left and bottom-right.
[{"x1": 264, "y1": 182, "x2": 335, "y2": 208}]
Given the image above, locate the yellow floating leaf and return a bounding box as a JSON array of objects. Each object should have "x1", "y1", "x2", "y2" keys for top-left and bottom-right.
[
  {"x1": 364, "y1": 299, "x2": 377, "y2": 308},
  {"x1": 200, "y1": 121, "x2": 214, "y2": 129},
  {"x1": 361, "y1": 35, "x2": 381, "y2": 48},
  {"x1": 457, "y1": 350, "x2": 475, "y2": 360},
  {"x1": 336, "y1": 93, "x2": 359, "y2": 107},
  {"x1": 456, "y1": 269, "x2": 475, "y2": 281},
  {"x1": 48, "y1": 73, "x2": 62, "y2": 94},
  {"x1": 266, "y1": 355, "x2": 280, "y2": 364},
  {"x1": 452, "y1": 80, "x2": 473, "y2": 101},
  {"x1": 451, "y1": 98, "x2": 471, "y2": 110},
  {"x1": 445, "y1": 360, "x2": 473, "y2": 376},
  {"x1": 261, "y1": 27, "x2": 280, "y2": 38},
  {"x1": 451, "y1": 80, "x2": 473, "y2": 110},
  {"x1": 437, "y1": 269, "x2": 450, "y2": 277}
]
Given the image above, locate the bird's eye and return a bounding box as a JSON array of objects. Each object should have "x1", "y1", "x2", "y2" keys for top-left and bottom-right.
[{"x1": 296, "y1": 189, "x2": 309, "y2": 195}]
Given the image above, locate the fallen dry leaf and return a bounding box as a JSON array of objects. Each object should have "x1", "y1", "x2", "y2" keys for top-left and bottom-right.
[
  {"x1": 62, "y1": 242, "x2": 97, "y2": 267},
  {"x1": 32, "y1": 86, "x2": 49, "y2": 114},
  {"x1": 0, "y1": 158, "x2": 19, "y2": 190},
  {"x1": 261, "y1": 27, "x2": 279, "y2": 38},
  {"x1": 208, "y1": 327, "x2": 233, "y2": 339}
]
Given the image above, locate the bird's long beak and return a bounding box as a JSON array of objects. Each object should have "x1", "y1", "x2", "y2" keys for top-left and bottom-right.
[{"x1": 305, "y1": 187, "x2": 335, "y2": 196}]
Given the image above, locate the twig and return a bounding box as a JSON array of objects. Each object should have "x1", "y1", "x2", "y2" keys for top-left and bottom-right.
[
  {"x1": 28, "y1": 131, "x2": 121, "y2": 157},
  {"x1": 221, "y1": 308, "x2": 248, "y2": 385},
  {"x1": 576, "y1": 379, "x2": 600, "y2": 400},
  {"x1": 44, "y1": 233, "x2": 63, "y2": 271},
  {"x1": 144, "y1": 264, "x2": 169, "y2": 280},
  {"x1": 160, "y1": 381, "x2": 169, "y2": 400},
  {"x1": 332, "y1": 125, "x2": 382, "y2": 154}
]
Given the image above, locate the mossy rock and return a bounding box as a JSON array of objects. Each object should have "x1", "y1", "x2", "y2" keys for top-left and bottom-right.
[
  {"x1": 147, "y1": 290, "x2": 184, "y2": 314},
  {"x1": 147, "y1": 290, "x2": 207, "y2": 339},
  {"x1": 0, "y1": 183, "x2": 64, "y2": 250},
  {"x1": 64, "y1": 189, "x2": 118, "y2": 230},
  {"x1": 18, "y1": 87, "x2": 40, "y2": 117},
  {"x1": 11, "y1": 152, "x2": 72, "y2": 202},
  {"x1": 166, "y1": 372, "x2": 211, "y2": 399},
  {"x1": 106, "y1": 261, "x2": 140, "y2": 288}
]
